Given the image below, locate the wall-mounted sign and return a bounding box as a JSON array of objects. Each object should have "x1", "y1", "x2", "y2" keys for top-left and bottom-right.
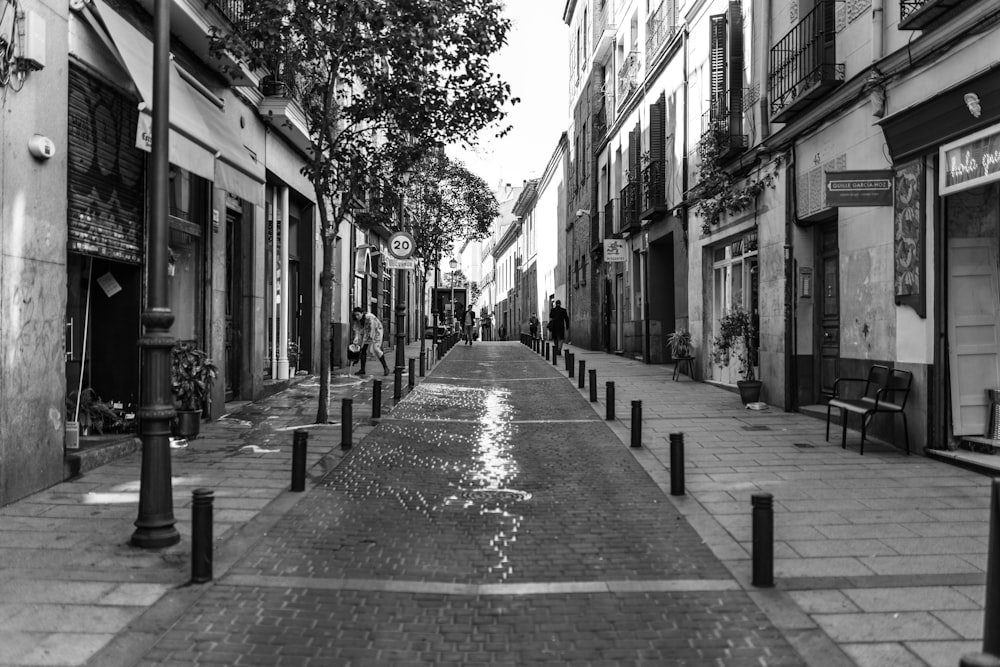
[
  {"x1": 604, "y1": 238, "x2": 627, "y2": 262},
  {"x1": 825, "y1": 170, "x2": 894, "y2": 206},
  {"x1": 940, "y1": 123, "x2": 1000, "y2": 195}
]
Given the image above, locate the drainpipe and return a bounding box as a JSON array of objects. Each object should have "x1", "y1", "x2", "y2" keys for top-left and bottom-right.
[
  {"x1": 872, "y1": 0, "x2": 884, "y2": 63},
  {"x1": 784, "y1": 146, "x2": 797, "y2": 411}
]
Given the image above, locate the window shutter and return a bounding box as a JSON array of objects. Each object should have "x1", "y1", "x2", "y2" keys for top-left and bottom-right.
[
  {"x1": 709, "y1": 12, "x2": 727, "y2": 125},
  {"x1": 727, "y1": 1, "x2": 744, "y2": 136},
  {"x1": 628, "y1": 123, "x2": 640, "y2": 181},
  {"x1": 649, "y1": 93, "x2": 665, "y2": 163}
]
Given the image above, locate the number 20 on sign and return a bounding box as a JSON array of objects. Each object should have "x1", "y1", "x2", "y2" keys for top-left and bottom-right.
[{"x1": 388, "y1": 232, "x2": 415, "y2": 259}]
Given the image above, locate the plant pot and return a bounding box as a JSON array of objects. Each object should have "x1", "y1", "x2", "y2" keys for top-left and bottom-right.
[
  {"x1": 737, "y1": 380, "x2": 763, "y2": 405},
  {"x1": 172, "y1": 409, "x2": 203, "y2": 440}
]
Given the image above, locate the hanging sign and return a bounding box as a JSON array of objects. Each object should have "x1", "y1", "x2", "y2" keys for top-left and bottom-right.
[
  {"x1": 604, "y1": 238, "x2": 627, "y2": 262},
  {"x1": 940, "y1": 123, "x2": 1000, "y2": 195},
  {"x1": 825, "y1": 170, "x2": 894, "y2": 206}
]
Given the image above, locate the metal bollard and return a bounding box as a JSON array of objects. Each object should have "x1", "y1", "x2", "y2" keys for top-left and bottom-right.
[
  {"x1": 589, "y1": 369, "x2": 597, "y2": 402},
  {"x1": 419, "y1": 351, "x2": 425, "y2": 377},
  {"x1": 394, "y1": 367, "x2": 402, "y2": 400},
  {"x1": 372, "y1": 379, "x2": 382, "y2": 419},
  {"x1": 545, "y1": 343, "x2": 550, "y2": 361},
  {"x1": 553, "y1": 348, "x2": 559, "y2": 366},
  {"x1": 340, "y1": 398, "x2": 353, "y2": 450},
  {"x1": 291, "y1": 429, "x2": 308, "y2": 492},
  {"x1": 408, "y1": 358, "x2": 415, "y2": 388},
  {"x1": 985, "y1": 478, "x2": 1000, "y2": 657},
  {"x1": 191, "y1": 488, "x2": 214, "y2": 584},
  {"x1": 670, "y1": 433, "x2": 685, "y2": 496},
  {"x1": 630, "y1": 400, "x2": 642, "y2": 448},
  {"x1": 606, "y1": 382, "x2": 615, "y2": 421},
  {"x1": 578, "y1": 360, "x2": 586, "y2": 389},
  {"x1": 960, "y1": 655, "x2": 1000, "y2": 667},
  {"x1": 752, "y1": 493, "x2": 774, "y2": 587},
  {"x1": 568, "y1": 353, "x2": 575, "y2": 378}
]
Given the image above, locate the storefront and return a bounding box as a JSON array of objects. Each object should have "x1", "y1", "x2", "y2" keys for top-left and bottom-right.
[{"x1": 879, "y1": 65, "x2": 1000, "y2": 449}]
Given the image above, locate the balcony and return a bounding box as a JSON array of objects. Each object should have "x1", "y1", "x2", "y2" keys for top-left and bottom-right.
[
  {"x1": 639, "y1": 160, "x2": 669, "y2": 220},
  {"x1": 645, "y1": 3, "x2": 677, "y2": 62},
  {"x1": 617, "y1": 51, "x2": 640, "y2": 108},
  {"x1": 700, "y1": 109, "x2": 747, "y2": 162},
  {"x1": 898, "y1": 0, "x2": 964, "y2": 29},
  {"x1": 768, "y1": 0, "x2": 844, "y2": 122},
  {"x1": 619, "y1": 182, "x2": 640, "y2": 235}
]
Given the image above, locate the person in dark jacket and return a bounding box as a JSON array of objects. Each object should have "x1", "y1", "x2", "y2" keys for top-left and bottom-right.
[
  {"x1": 461, "y1": 306, "x2": 477, "y2": 345},
  {"x1": 547, "y1": 300, "x2": 569, "y2": 356}
]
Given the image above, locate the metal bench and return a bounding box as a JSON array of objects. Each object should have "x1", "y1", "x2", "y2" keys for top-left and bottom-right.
[{"x1": 825, "y1": 364, "x2": 912, "y2": 455}]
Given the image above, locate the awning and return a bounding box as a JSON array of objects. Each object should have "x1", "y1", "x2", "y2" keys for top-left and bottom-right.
[
  {"x1": 88, "y1": 0, "x2": 214, "y2": 180},
  {"x1": 199, "y1": 103, "x2": 265, "y2": 207},
  {"x1": 86, "y1": 0, "x2": 265, "y2": 202}
]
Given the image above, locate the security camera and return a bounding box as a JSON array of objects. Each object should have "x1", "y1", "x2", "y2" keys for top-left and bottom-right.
[{"x1": 576, "y1": 209, "x2": 591, "y2": 218}]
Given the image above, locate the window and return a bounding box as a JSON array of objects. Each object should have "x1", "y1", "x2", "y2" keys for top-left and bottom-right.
[
  {"x1": 574, "y1": 259, "x2": 580, "y2": 287},
  {"x1": 712, "y1": 229, "x2": 759, "y2": 332},
  {"x1": 168, "y1": 165, "x2": 209, "y2": 343}
]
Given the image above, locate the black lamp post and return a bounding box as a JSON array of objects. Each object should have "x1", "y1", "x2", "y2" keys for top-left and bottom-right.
[
  {"x1": 449, "y1": 257, "x2": 458, "y2": 332},
  {"x1": 132, "y1": 0, "x2": 179, "y2": 548}
]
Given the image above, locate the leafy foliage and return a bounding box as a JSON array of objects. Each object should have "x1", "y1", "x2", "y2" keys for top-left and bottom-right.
[
  {"x1": 211, "y1": 0, "x2": 515, "y2": 422},
  {"x1": 667, "y1": 328, "x2": 693, "y2": 358},
  {"x1": 693, "y1": 129, "x2": 779, "y2": 234},
  {"x1": 171, "y1": 341, "x2": 219, "y2": 412},
  {"x1": 710, "y1": 308, "x2": 758, "y2": 381}
]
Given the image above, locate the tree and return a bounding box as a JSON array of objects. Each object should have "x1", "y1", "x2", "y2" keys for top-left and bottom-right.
[
  {"x1": 401, "y1": 151, "x2": 498, "y2": 356},
  {"x1": 213, "y1": 0, "x2": 516, "y2": 422}
]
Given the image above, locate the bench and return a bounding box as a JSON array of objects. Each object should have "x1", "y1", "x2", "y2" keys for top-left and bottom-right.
[{"x1": 825, "y1": 364, "x2": 912, "y2": 455}]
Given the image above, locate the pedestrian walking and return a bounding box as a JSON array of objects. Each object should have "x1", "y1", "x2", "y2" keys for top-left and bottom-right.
[
  {"x1": 350, "y1": 306, "x2": 390, "y2": 376},
  {"x1": 529, "y1": 314, "x2": 539, "y2": 339},
  {"x1": 462, "y1": 306, "x2": 477, "y2": 345},
  {"x1": 547, "y1": 299, "x2": 569, "y2": 356}
]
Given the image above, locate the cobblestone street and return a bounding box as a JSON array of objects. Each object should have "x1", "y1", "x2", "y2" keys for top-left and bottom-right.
[{"x1": 134, "y1": 344, "x2": 803, "y2": 665}]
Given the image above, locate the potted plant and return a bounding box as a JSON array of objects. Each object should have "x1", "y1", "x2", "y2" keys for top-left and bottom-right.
[
  {"x1": 711, "y1": 307, "x2": 762, "y2": 404},
  {"x1": 171, "y1": 341, "x2": 218, "y2": 439},
  {"x1": 667, "y1": 328, "x2": 693, "y2": 359},
  {"x1": 67, "y1": 388, "x2": 122, "y2": 438}
]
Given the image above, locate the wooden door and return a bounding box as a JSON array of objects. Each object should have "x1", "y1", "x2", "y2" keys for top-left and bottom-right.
[
  {"x1": 947, "y1": 238, "x2": 1000, "y2": 436},
  {"x1": 224, "y1": 209, "x2": 242, "y2": 401},
  {"x1": 817, "y1": 226, "x2": 840, "y2": 396}
]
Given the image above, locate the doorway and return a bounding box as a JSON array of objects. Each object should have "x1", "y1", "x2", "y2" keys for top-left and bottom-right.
[
  {"x1": 816, "y1": 224, "x2": 840, "y2": 397},
  {"x1": 224, "y1": 207, "x2": 243, "y2": 401}
]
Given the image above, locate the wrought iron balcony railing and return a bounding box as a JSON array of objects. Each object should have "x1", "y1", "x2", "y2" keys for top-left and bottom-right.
[
  {"x1": 617, "y1": 51, "x2": 640, "y2": 107},
  {"x1": 645, "y1": 3, "x2": 678, "y2": 62},
  {"x1": 898, "y1": 0, "x2": 963, "y2": 29},
  {"x1": 768, "y1": 0, "x2": 844, "y2": 122},
  {"x1": 208, "y1": 0, "x2": 245, "y2": 28},
  {"x1": 619, "y1": 181, "x2": 640, "y2": 233},
  {"x1": 640, "y1": 159, "x2": 668, "y2": 220},
  {"x1": 700, "y1": 108, "x2": 747, "y2": 162}
]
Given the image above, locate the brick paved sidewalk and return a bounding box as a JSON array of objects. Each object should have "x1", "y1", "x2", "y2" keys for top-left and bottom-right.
[
  {"x1": 559, "y1": 342, "x2": 995, "y2": 667},
  {"x1": 0, "y1": 340, "x2": 434, "y2": 667}
]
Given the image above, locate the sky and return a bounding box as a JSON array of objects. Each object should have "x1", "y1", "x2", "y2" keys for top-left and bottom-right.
[{"x1": 447, "y1": 0, "x2": 570, "y2": 192}]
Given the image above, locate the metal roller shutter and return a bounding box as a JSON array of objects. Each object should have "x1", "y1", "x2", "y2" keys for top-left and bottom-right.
[{"x1": 67, "y1": 66, "x2": 145, "y2": 264}]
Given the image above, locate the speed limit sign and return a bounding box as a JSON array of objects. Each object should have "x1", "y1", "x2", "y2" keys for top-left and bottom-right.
[{"x1": 388, "y1": 231, "x2": 415, "y2": 259}]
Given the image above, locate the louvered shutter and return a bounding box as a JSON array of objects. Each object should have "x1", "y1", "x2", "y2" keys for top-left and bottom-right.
[
  {"x1": 67, "y1": 67, "x2": 145, "y2": 265},
  {"x1": 649, "y1": 94, "x2": 665, "y2": 163},
  {"x1": 728, "y1": 1, "x2": 744, "y2": 137},
  {"x1": 709, "y1": 13, "x2": 727, "y2": 127},
  {"x1": 628, "y1": 123, "x2": 640, "y2": 181}
]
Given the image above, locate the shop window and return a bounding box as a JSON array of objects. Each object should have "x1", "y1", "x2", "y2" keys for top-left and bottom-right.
[
  {"x1": 168, "y1": 165, "x2": 209, "y2": 344},
  {"x1": 711, "y1": 229, "x2": 759, "y2": 332}
]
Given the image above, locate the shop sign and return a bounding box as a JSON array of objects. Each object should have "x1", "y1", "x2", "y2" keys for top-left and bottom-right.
[
  {"x1": 604, "y1": 239, "x2": 627, "y2": 262},
  {"x1": 940, "y1": 123, "x2": 1000, "y2": 195},
  {"x1": 825, "y1": 171, "x2": 894, "y2": 207}
]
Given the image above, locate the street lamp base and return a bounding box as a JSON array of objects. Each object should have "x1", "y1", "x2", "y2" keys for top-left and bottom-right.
[{"x1": 131, "y1": 524, "x2": 180, "y2": 549}]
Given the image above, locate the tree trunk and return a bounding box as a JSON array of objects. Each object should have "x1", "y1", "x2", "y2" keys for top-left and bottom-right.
[{"x1": 315, "y1": 216, "x2": 336, "y2": 424}]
